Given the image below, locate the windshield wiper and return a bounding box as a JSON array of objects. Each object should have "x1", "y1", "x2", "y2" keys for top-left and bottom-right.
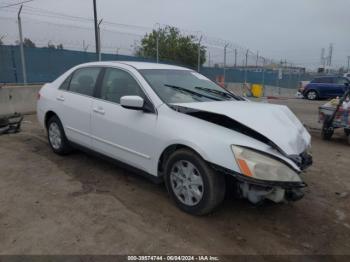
[
  {"x1": 195, "y1": 86, "x2": 243, "y2": 101},
  {"x1": 164, "y1": 84, "x2": 220, "y2": 101}
]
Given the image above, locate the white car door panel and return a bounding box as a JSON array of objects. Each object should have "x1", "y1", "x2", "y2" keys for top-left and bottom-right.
[
  {"x1": 60, "y1": 92, "x2": 93, "y2": 147},
  {"x1": 91, "y1": 101, "x2": 158, "y2": 172},
  {"x1": 55, "y1": 67, "x2": 101, "y2": 147},
  {"x1": 91, "y1": 67, "x2": 159, "y2": 174}
]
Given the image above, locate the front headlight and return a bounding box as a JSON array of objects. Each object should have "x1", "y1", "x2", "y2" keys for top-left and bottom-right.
[{"x1": 231, "y1": 145, "x2": 301, "y2": 182}]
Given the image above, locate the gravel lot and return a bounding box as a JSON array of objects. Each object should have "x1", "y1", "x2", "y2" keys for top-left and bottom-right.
[{"x1": 0, "y1": 99, "x2": 349, "y2": 255}]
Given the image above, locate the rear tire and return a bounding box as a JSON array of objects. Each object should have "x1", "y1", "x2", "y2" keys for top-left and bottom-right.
[
  {"x1": 164, "y1": 148, "x2": 225, "y2": 215},
  {"x1": 321, "y1": 117, "x2": 334, "y2": 140},
  {"x1": 47, "y1": 115, "x2": 72, "y2": 155},
  {"x1": 306, "y1": 90, "x2": 318, "y2": 100}
]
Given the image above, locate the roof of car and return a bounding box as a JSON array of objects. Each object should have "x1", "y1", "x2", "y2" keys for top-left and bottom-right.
[
  {"x1": 79, "y1": 61, "x2": 192, "y2": 70},
  {"x1": 314, "y1": 76, "x2": 339, "y2": 79}
]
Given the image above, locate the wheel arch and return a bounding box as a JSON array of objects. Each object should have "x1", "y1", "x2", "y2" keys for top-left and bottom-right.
[
  {"x1": 44, "y1": 110, "x2": 59, "y2": 129},
  {"x1": 157, "y1": 143, "x2": 209, "y2": 177}
]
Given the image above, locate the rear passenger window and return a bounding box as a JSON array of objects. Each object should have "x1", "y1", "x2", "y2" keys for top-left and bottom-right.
[
  {"x1": 311, "y1": 78, "x2": 322, "y2": 83},
  {"x1": 312, "y1": 77, "x2": 333, "y2": 83},
  {"x1": 323, "y1": 77, "x2": 333, "y2": 83},
  {"x1": 59, "y1": 74, "x2": 72, "y2": 90},
  {"x1": 100, "y1": 68, "x2": 144, "y2": 103},
  {"x1": 68, "y1": 67, "x2": 101, "y2": 96},
  {"x1": 336, "y1": 78, "x2": 348, "y2": 85}
]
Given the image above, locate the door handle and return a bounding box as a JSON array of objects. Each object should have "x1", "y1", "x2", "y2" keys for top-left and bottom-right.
[
  {"x1": 93, "y1": 107, "x2": 105, "y2": 115},
  {"x1": 56, "y1": 95, "x2": 65, "y2": 101}
]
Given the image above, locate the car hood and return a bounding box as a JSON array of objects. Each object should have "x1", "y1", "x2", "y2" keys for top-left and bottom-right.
[{"x1": 172, "y1": 101, "x2": 311, "y2": 156}]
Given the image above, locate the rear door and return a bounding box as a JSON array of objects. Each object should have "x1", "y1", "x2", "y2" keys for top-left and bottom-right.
[
  {"x1": 334, "y1": 77, "x2": 348, "y2": 97},
  {"x1": 317, "y1": 77, "x2": 334, "y2": 97},
  {"x1": 55, "y1": 67, "x2": 101, "y2": 148},
  {"x1": 90, "y1": 67, "x2": 158, "y2": 173}
]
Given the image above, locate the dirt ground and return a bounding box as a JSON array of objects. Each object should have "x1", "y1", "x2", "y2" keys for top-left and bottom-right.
[{"x1": 0, "y1": 99, "x2": 349, "y2": 255}]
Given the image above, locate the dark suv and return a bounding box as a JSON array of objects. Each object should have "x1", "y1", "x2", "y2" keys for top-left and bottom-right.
[{"x1": 302, "y1": 76, "x2": 349, "y2": 100}]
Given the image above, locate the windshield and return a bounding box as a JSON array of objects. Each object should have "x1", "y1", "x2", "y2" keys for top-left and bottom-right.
[{"x1": 139, "y1": 69, "x2": 240, "y2": 103}]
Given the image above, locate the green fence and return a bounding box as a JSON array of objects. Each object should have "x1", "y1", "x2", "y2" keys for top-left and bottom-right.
[{"x1": 0, "y1": 45, "x2": 311, "y2": 88}]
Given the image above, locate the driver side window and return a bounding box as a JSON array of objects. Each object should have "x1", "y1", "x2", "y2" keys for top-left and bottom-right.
[{"x1": 100, "y1": 68, "x2": 144, "y2": 104}]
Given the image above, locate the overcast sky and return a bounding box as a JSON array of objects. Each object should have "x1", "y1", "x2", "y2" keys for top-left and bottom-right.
[{"x1": 1, "y1": 0, "x2": 349, "y2": 68}]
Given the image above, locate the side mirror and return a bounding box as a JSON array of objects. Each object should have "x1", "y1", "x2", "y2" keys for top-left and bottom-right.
[
  {"x1": 345, "y1": 82, "x2": 349, "y2": 87},
  {"x1": 120, "y1": 96, "x2": 144, "y2": 110}
]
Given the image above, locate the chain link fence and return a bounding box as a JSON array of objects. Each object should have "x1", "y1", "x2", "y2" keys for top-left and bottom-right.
[{"x1": 0, "y1": 7, "x2": 314, "y2": 90}]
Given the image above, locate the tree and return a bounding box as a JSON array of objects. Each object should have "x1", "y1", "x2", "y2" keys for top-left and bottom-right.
[
  {"x1": 136, "y1": 26, "x2": 206, "y2": 68},
  {"x1": 15, "y1": 38, "x2": 36, "y2": 47},
  {"x1": 47, "y1": 43, "x2": 64, "y2": 49},
  {"x1": 23, "y1": 38, "x2": 36, "y2": 48},
  {"x1": 48, "y1": 42, "x2": 56, "y2": 49}
]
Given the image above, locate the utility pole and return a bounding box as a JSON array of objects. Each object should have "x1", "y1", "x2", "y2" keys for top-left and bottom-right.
[
  {"x1": 320, "y1": 48, "x2": 325, "y2": 67},
  {"x1": 17, "y1": 5, "x2": 27, "y2": 85},
  {"x1": 156, "y1": 33, "x2": 159, "y2": 63},
  {"x1": 83, "y1": 40, "x2": 89, "y2": 52},
  {"x1": 244, "y1": 49, "x2": 249, "y2": 83},
  {"x1": 208, "y1": 51, "x2": 211, "y2": 67},
  {"x1": 234, "y1": 48, "x2": 237, "y2": 67},
  {"x1": 347, "y1": 56, "x2": 350, "y2": 72},
  {"x1": 256, "y1": 51, "x2": 259, "y2": 67},
  {"x1": 262, "y1": 57, "x2": 266, "y2": 87},
  {"x1": 93, "y1": 0, "x2": 99, "y2": 55},
  {"x1": 155, "y1": 23, "x2": 160, "y2": 63},
  {"x1": 97, "y1": 19, "x2": 102, "y2": 61},
  {"x1": 197, "y1": 35, "x2": 203, "y2": 72},
  {"x1": 223, "y1": 43, "x2": 229, "y2": 85},
  {"x1": 261, "y1": 57, "x2": 266, "y2": 97},
  {"x1": 328, "y1": 43, "x2": 333, "y2": 66}
]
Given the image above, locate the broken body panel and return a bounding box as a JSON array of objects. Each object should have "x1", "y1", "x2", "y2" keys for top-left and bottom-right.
[{"x1": 168, "y1": 101, "x2": 312, "y2": 204}]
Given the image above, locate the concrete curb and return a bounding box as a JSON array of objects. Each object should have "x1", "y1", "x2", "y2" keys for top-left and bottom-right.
[{"x1": 0, "y1": 85, "x2": 42, "y2": 116}]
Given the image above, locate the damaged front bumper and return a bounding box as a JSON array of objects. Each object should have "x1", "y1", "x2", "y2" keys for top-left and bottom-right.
[
  {"x1": 237, "y1": 178, "x2": 305, "y2": 204},
  {"x1": 212, "y1": 164, "x2": 307, "y2": 204}
]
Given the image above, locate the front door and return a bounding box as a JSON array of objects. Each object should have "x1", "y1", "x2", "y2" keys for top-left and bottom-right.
[{"x1": 91, "y1": 67, "x2": 158, "y2": 173}]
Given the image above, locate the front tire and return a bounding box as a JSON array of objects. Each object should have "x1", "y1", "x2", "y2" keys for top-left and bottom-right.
[
  {"x1": 47, "y1": 115, "x2": 72, "y2": 155},
  {"x1": 306, "y1": 90, "x2": 318, "y2": 100},
  {"x1": 164, "y1": 149, "x2": 225, "y2": 215}
]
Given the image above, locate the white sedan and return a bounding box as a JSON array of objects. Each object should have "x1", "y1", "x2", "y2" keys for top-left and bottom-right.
[{"x1": 37, "y1": 61, "x2": 312, "y2": 215}]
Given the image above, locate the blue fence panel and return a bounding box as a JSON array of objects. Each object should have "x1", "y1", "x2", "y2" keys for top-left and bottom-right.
[
  {"x1": 0, "y1": 45, "x2": 20, "y2": 83},
  {"x1": 0, "y1": 45, "x2": 312, "y2": 89}
]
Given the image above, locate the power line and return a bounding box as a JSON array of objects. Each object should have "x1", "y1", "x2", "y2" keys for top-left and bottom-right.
[
  {"x1": 0, "y1": 0, "x2": 33, "y2": 9},
  {"x1": 0, "y1": 4, "x2": 286, "y2": 66},
  {"x1": 2, "y1": 5, "x2": 152, "y2": 31}
]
